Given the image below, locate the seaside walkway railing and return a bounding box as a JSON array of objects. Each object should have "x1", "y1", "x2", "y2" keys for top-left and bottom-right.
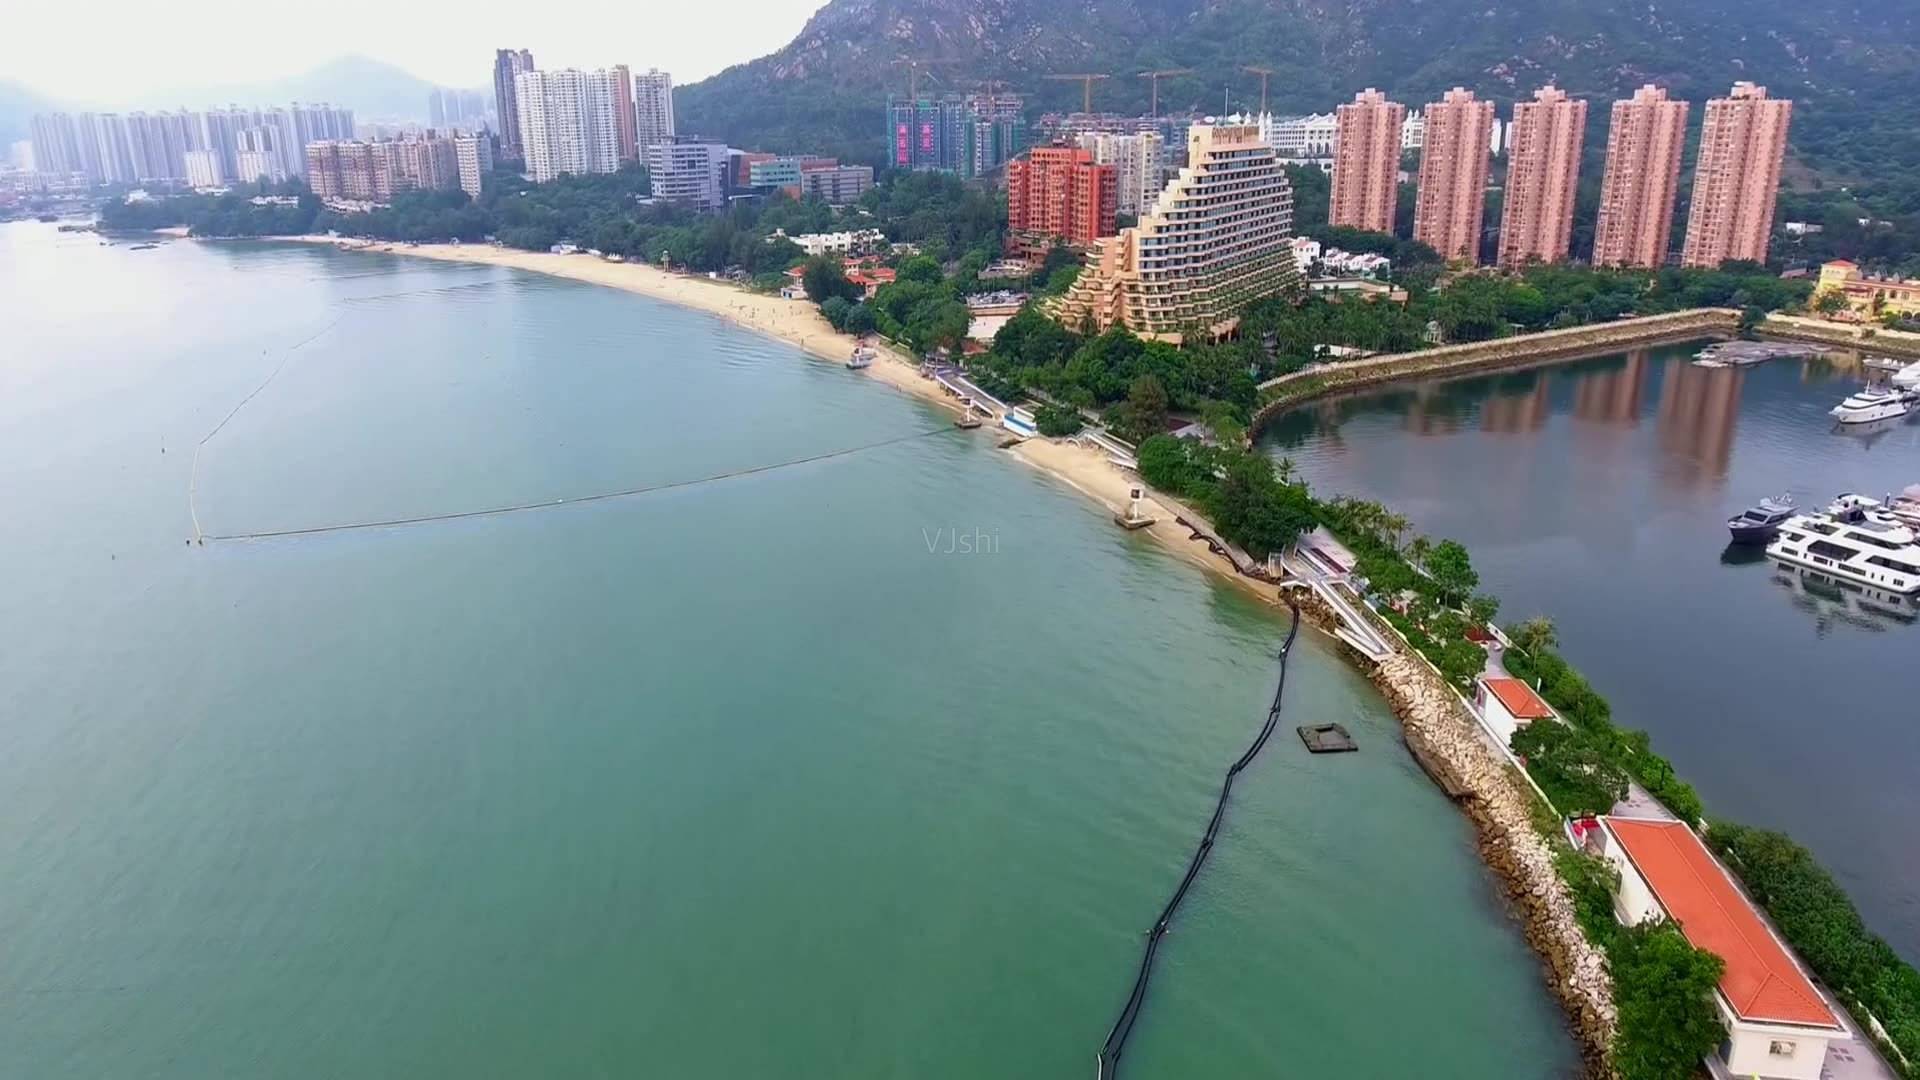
[{"x1": 1094, "y1": 602, "x2": 1302, "y2": 1080}]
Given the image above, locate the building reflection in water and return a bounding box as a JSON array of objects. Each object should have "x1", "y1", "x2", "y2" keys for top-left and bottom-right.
[
  {"x1": 1655, "y1": 359, "x2": 1744, "y2": 489},
  {"x1": 1479, "y1": 375, "x2": 1552, "y2": 433},
  {"x1": 1571, "y1": 349, "x2": 1649, "y2": 426}
]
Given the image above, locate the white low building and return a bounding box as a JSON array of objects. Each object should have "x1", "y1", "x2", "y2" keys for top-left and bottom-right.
[
  {"x1": 1593, "y1": 817, "x2": 1844, "y2": 1080},
  {"x1": 773, "y1": 228, "x2": 887, "y2": 258},
  {"x1": 1475, "y1": 676, "x2": 1556, "y2": 746}
]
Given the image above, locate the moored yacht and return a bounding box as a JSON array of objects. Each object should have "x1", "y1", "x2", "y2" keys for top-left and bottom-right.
[
  {"x1": 1728, "y1": 495, "x2": 1796, "y2": 544},
  {"x1": 1767, "y1": 494, "x2": 1920, "y2": 595},
  {"x1": 1892, "y1": 361, "x2": 1920, "y2": 391},
  {"x1": 1829, "y1": 386, "x2": 1917, "y2": 424}
]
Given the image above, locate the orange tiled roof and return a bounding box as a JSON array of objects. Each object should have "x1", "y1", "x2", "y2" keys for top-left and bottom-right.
[
  {"x1": 1606, "y1": 818, "x2": 1839, "y2": 1029},
  {"x1": 1483, "y1": 676, "x2": 1555, "y2": 720}
]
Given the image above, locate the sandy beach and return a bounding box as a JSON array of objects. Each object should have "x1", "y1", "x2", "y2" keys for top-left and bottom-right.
[{"x1": 278, "y1": 235, "x2": 1284, "y2": 604}]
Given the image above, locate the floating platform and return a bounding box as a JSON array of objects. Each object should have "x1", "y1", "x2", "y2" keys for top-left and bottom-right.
[
  {"x1": 1695, "y1": 340, "x2": 1824, "y2": 367},
  {"x1": 1297, "y1": 723, "x2": 1357, "y2": 753},
  {"x1": 955, "y1": 414, "x2": 982, "y2": 429},
  {"x1": 1112, "y1": 512, "x2": 1157, "y2": 530}
]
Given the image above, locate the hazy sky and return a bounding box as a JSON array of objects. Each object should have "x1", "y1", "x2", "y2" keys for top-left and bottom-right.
[{"x1": 4, "y1": 0, "x2": 823, "y2": 103}]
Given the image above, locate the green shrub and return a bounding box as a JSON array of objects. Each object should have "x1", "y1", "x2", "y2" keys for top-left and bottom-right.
[
  {"x1": 1034, "y1": 403, "x2": 1084, "y2": 437},
  {"x1": 1708, "y1": 821, "x2": 1920, "y2": 1074}
]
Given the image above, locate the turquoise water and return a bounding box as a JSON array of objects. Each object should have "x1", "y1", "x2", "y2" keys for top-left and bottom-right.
[
  {"x1": 1264, "y1": 344, "x2": 1920, "y2": 962},
  {"x1": 0, "y1": 223, "x2": 1576, "y2": 1077}
]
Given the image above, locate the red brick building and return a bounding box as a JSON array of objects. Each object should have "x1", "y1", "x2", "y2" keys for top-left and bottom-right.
[{"x1": 1005, "y1": 146, "x2": 1116, "y2": 263}]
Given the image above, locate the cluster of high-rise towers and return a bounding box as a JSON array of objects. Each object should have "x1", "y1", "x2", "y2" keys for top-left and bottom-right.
[{"x1": 1330, "y1": 81, "x2": 1792, "y2": 270}]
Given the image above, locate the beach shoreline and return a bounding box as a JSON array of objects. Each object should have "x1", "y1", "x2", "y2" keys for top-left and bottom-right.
[{"x1": 276, "y1": 236, "x2": 1280, "y2": 603}]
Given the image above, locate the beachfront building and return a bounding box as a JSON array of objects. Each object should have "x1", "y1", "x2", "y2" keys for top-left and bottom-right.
[
  {"x1": 1050, "y1": 123, "x2": 1301, "y2": 343},
  {"x1": 1330, "y1": 89, "x2": 1405, "y2": 235},
  {"x1": 1413, "y1": 88, "x2": 1495, "y2": 263},
  {"x1": 1474, "y1": 675, "x2": 1556, "y2": 747},
  {"x1": 1682, "y1": 82, "x2": 1793, "y2": 269},
  {"x1": 1592, "y1": 817, "x2": 1843, "y2": 1080},
  {"x1": 1005, "y1": 145, "x2": 1117, "y2": 263},
  {"x1": 1497, "y1": 86, "x2": 1587, "y2": 267},
  {"x1": 1592, "y1": 85, "x2": 1690, "y2": 269},
  {"x1": 1814, "y1": 260, "x2": 1920, "y2": 321},
  {"x1": 645, "y1": 137, "x2": 730, "y2": 211}
]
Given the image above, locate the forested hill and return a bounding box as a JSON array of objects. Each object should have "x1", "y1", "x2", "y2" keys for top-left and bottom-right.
[{"x1": 677, "y1": 0, "x2": 1920, "y2": 207}]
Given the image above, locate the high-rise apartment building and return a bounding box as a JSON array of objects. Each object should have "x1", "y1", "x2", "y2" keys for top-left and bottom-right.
[
  {"x1": 1074, "y1": 131, "x2": 1164, "y2": 215},
  {"x1": 633, "y1": 69, "x2": 675, "y2": 153},
  {"x1": 305, "y1": 142, "x2": 342, "y2": 197},
  {"x1": 454, "y1": 132, "x2": 494, "y2": 199},
  {"x1": 1330, "y1": 89, "x2": 1405, "y2": 234},
  {"x1": 1006, "y1": 145, "x2": 1118, "y2": 262},
  {"x1": 1497, "y1": 86, "x2": 1587, "y2": 266},
  {"x1": 516, "y1": 69, "x2": 622, "y2": 183},
  {"x1": 30, "y1": 113, "x2": 83, "y2": 178},
  {"x1": 886, "y1": 96, "x2": 1022, "y2": 177},
  {"x1": 1681, "y1": 82, "x2": 1792, "y2": 269},
  {"x1": 645, "y1": 137, "x2": 730, "y2": 211},
  {"x1": 609, "y1": 65, "x2": 639, "y2": 161},
  {"x1": 1412, "y1": 87, "x2": 1495, "y2": 263},
  {"x1": 1052, "y1": 124, "x2": 1302, "y2": 343},
  {"x1": 1592, "y1": 85, "x2": 1689, "y2": 269},
  {"x1": 32, "y1": 104, "x2": 349, "y2": 186},
  {"x1": 492, "y1": 48, "x2": 537, "y2": 158},
  {"x1": 183, "y1": 149, "x2": 224, "y2": 189}
]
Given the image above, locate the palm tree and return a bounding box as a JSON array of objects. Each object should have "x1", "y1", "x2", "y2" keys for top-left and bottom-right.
[
  {"x1": 1508, "y1": 615, "x2": 1558, "y2": 655},
  {"x1": 1406, "y1": 534, "x2": 1433, "y2": 569},
  {"x1": 1381, "y1": 510, "x2": 1411, "y2": 552}
]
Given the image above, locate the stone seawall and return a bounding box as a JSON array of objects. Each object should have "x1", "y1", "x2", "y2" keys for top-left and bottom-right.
[
  {"x1": 1759, "y1": 314, "x2": 1920, "y2": 359},
  {"x1": 1288, "y1": 590, "x2": 1617, "y2": 1076},
  {"x1": 1251, "y1": 308, "x2": 1742, "y2": 433}
]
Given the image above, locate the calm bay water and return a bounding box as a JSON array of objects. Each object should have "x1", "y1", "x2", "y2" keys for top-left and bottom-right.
[
  {"x1": 0, "y1": 223, "x2": 1576, "y2": 1077},
  {"x1": 1263, "y1": 342, "x2": 1920, "y2": 962}
]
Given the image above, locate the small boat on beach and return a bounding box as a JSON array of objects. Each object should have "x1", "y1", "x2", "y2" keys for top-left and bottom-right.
[
  {"x1": 1728, "y1": 495, "x2": 1796, "y2": 544},
  {"x1": 846, "y1": 346, "x2": 875, "y2": 370}
]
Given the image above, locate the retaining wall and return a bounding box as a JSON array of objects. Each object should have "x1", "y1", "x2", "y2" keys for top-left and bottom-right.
[{"x1": 1251, "y1": 308, "x2": 1742, "y2": 432}]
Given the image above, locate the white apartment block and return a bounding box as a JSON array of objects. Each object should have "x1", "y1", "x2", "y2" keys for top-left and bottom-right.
[
  {"x1": 516, "y1": 69, "x2": 622, "y2": 183},
  {"x1": 1269, "y1": 112, "x2": 1337, "y2": 158},
  {"x1": 633, "y1": 69, "x2": 675, "y2": 152},
  {"x1": 454, "y1": 132, "x2": 493, "y2": 200},
  {"x1": 183, "y1": 149, "x2": 225, "y2": 190},
  {"x1": 1075, "y1": 130, "x2": 1165, "y2": 215},
  {"x1": 233, "y1": 149, "x2": 285, "y2": 185}
]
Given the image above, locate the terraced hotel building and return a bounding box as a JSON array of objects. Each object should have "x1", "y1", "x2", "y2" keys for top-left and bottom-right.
[{"x1": 1051, "y1": 124, "x2": 1302, "y2": 343}]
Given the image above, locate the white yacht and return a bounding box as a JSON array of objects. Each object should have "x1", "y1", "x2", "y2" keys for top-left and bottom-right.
[
  {"x1": 1767, "y1": 494, "x2": 1920, "y2": 595},
  {"x1": 1892, "y1": 361, "x2": 1920, "y2": 390},
  {"x1": 1829, "y1": 386, "x2": 1917, "y2": 424}
]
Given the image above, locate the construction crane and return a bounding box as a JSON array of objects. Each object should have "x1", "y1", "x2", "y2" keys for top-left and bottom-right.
[
  {"x1": 1046, "y1": 73, "x2": 1110, "y2": 113},
  {"x1": 1240, "y1": 66, "x2": 1276, "y2": 114},
  {"x1": 1137, "y1": 68, "x2": 1194, "y2": 118},
  {"x1": 891, "y1": 59, "x2": 959, "y2": 98},
  {"x1": 974, "y1": 78, "x2": 1012, "y2": 116}
]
